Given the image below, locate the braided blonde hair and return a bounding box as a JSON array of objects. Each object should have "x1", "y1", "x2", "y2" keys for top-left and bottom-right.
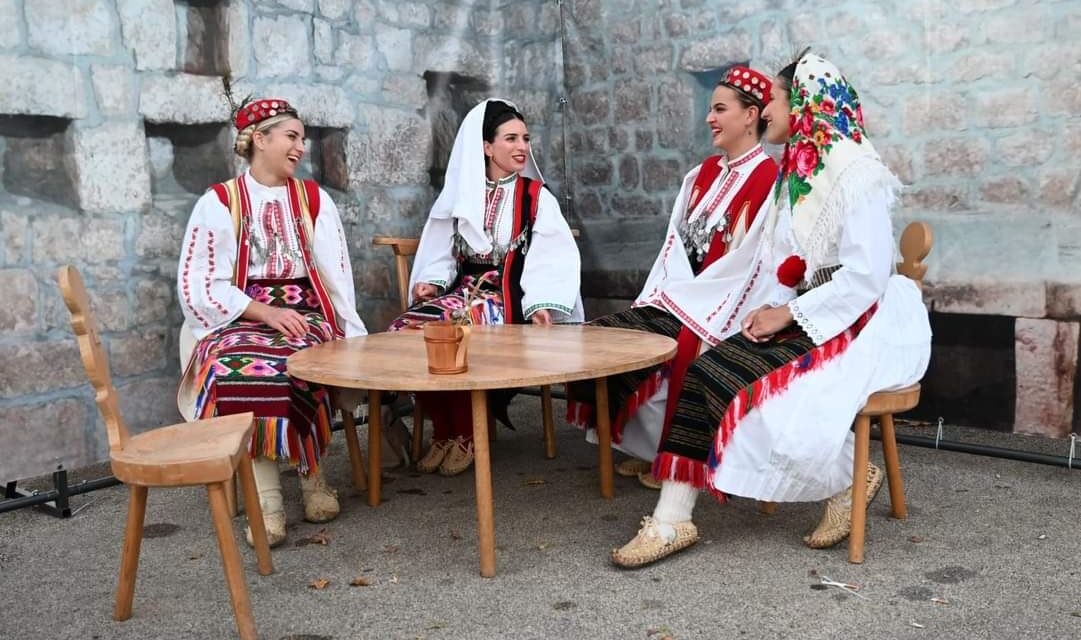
[{"x1": 233, "y1": 113, "x2": 300, "y2": 159}]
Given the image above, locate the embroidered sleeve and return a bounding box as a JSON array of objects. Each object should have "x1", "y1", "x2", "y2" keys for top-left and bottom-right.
[
  {"x1": 410, "y1": 217, "x2": 459, "y2": 302},
  {"x1": 177, "y1": 192, "x2": 250, "y2": 340},
  {"x1": 312, "y1": 190, "x2": 367, "y2": 338}
]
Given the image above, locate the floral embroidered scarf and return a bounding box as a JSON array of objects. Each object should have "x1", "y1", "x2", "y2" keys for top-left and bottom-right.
[{"x1": 775, "y1": 54, "x2": 899, "y2": 275}]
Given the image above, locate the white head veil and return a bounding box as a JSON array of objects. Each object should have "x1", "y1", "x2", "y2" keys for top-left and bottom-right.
[{"x1": 428, "y1": 97, "x2": 544, "y2": 254}]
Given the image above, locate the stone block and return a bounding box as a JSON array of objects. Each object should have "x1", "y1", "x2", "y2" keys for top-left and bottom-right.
[
  {"x1": 679, "y1": 29, "x2": 752, "y2": 72},
  {"x1": 275, "y1": 0, "x2": 314, "y2": 12},
  {"x1": 635, "y1": 130, "x2": 654, "y2": 151},
  {"x1": 900, "y1": 184, "x2": 971, "y2": 212},
  {"x1": 140, "y1": 73, "x2": 230, "y2": 124},
  {"x1": 571, "y1": 90, "x2": 610, "y2": 126},
  {"x1": 995, "y1": 129, "x2": 1054, "y2": 168},
  {"x1": 0, "y1": 340, "x2": 86, "y2": 398},
  {"x1": 376, "y1": 25, "x2": 414, "y2": 72},
  {"x1": 785, "y1": 13, "x2": 821, "y2": 48},
  {"x1": 135, "y1": 210, "x2": 185, "y2": 260},
  {"x1": 227, "y1": 1, "x2": 250, "y2": 78},
  {"x1": 901, "y1": 93, "x2": 965, "y2": 135},
  {"x1": 984, "y1": 11, "x2": 1047, "y2": 45},
  {"x1": 134, "y1": 278, "x2": 178, "y2": 327},
  {"x1": 348, "y1": 106, "x2": 430, "y2": 186},
  {"x1": 609, "y1": 16, "x2": 640, "y2": 44},
  {"x1": 642, "y1": 157, "x2": 683, "y2": 192},
  {"x1": 434, "y1": 4, "x2": 469, "y2": 31},
  {"x1": 381, "y1": 74, "x2": 426, "y2": 109},
  {"x1": 926, "y1": 280, "x2": 1047, "y2": 318},
  {"x1": 610, "y1": 193, "x2": 661, "y2": 218},
  {"x1": 318, "y1": 0, "x2": 350, "y2": 20},
  {"x1": 1046, "y1": 77, "x2": 1081, "y2": 117},
  {"x1": 117, "y1": 376, "x2": 183, "y2": 434},
  {"x1": 949, "y1": 51, "x2": 1015, "y2": 83},
  {"x1": 979, "y1": 176, "x2": 1030, "y2": 205},
  {"x1": 376, "y1": 0, "x2": 429, "y2": 27},
  {"x1": 90, "y1": 65, "x2": 134, "y2": 116},
  {"x1": 633, "y1": 44, "x2": 673, "y2": 75},
  {"x1": 109, "y1": 330, "x2": 170, "y2": 377},
  {"x1": 0, "y1": 269, "x2": 37, "y2": 333},
  {"x1": 878, "y1": 144, "x2": 915, "y2": 185},
  {"x1": 0, "y1": 0, "x2": 20, "y2": 49},
  {"x1": 1026, "y1": 42, "x2": 1081, "y2": 82},
  {"x1": 414, "y1": 35, "x2": 489, "y2": 83},
  {"x1": 260, "y1": 82, "x2": 354, "y2": 128},
  {"x1": 0, "y1": 116, "x2": 79, "y2": 208},
  {"x1": 2, "y1": 209, "x2": 28, "y2": 265},
  {"x1": 1014, "y1": 318, "x2": 1078, "y2": 438},
  {"x1": 253, "y1": 14, "x2": 312, "y2": 78},
  {"x1": 663, "y1": 12, "x2": 689, "y2": 38},
  {"x1": 117, "y1": 0, "x2": 176, "y2": 71},
  {"x1": 609, "y1": 129, "x2": 629, "y2": 152},
  {"x1": 656, "y1": 78, "x2": 694, "y2": 149},
  {"x1": 867, "y1": 62, "x2": 934, "y2": 87},
  {"x1": 471, "y1": 7, "x2": 502, "y2": 36},
  {"x1": 31, "y1": 212, "x2": 126, "y2": 265},
  {"x1": 336, "y1": 32, "x2": 374, "y2": 71},
  {"x1": 25, "y1": 0, "x2": 115, "y2": 56},
  {"x1": 0, "y1": 55, "x2": 86, "y2": 119},
  {"x1": 577, "y1": 158, "x2": 613, "y2": 187},
  {"x1": 1037, "y1": 170, "x2": 1080, "y2": 209},
  {"x1": 313, "y1": 18, "x2": 334, "y2": 64},
  {"x1": 973, "y1": 88, "x2": 1039, "y2": 128},
  {"x1": 613, "y1": 81, "x2": 651, "y2": 123},
  {"x1": 618, "y1": 155, "x2": 639, "y2": 189},
  {"x1": 73, "y1": 122, "x2": 151, "y2": 215},
  {"x1": 922, "y1": 137, "x2": 989, "y2": 178},
  {"x1": 0, "y1": 399, "x2": 91, "y2": 482}
]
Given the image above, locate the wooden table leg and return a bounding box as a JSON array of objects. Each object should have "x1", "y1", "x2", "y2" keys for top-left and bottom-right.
[
  {"x1": 594, "y1": 377, "x2": 615, "y2": 499},
  {"x1": 471, "y1": 389, "x2": 496, "y2": 578},
  {"x1": 848, "y1": 416, "x2": 871, "y2": 564},
  {"x1": 341, "y1": 408, "x2": 368, "y2": 492},
  {"x1": 542, "y1": 385, "x2": 556, "y2": 459},
  {"x1": 367, "y1": 390, "x2": 382, "y2": 507}
]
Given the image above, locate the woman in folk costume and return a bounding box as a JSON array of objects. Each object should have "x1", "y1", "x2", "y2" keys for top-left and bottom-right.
[
  {"x1": 176, "y1": 98, "x2": 366, "y2": 547},
  {"x1": 389, "y1": 98, "x2": 582, "y2": 476},
  {"x1": 566, "y1": 66, "x2": 778, "y2": 489},
  {"x1": 611, "y1": 53, "x2": 932, "y2": 568}
]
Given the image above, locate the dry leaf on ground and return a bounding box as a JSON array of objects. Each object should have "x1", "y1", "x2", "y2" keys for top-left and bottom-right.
[
  {"x1": 309, "y1": 578, "x2": 330, "y2": 590},
  {"x1": 349, "y1": 577, "x2": 372, "y2": 587}
]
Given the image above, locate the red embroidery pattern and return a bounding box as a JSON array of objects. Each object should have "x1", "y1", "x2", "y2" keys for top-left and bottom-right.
[
  {"x1": 717, "y1": 260, "x2": 763, "y2": 336},
  {"x1": 204, "y1": 229, "x2": 229, "y2": 317},
  {"x1": 728, "y1": 145, "x2": 764, "y2": 169},
  {"x1": 484, "y1": 187, "x2": 504, "y2": 228},
  {"x1": 181, "y1": 225, "x2": 209, "y2": 328}
]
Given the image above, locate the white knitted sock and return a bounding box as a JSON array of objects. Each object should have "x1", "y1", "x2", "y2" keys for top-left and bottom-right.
[
  {"x1": 251, "y1": 456, "x2": 283, "y2": 514},
  {"x1": 652, "y1": 480, "x2": 699, "y2": 524}
]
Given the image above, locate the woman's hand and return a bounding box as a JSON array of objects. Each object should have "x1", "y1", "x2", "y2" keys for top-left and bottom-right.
[
  {"x1": 530, "y1": 309, "x2": 553, "y2": 325},
  {"x1": 246, "y1": 302, "x2": 308, "y2": 340},
  {"x1": 740, "y1": 304, "x2": 794, "y2": 343},
  {"x1": 411, "y1": 282, "x2": 439, "y2": 302}
]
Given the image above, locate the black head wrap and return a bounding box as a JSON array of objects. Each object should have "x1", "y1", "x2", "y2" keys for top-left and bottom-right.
[{"x1": 482, "y1": 100, "x2": 525, "y2": 142}]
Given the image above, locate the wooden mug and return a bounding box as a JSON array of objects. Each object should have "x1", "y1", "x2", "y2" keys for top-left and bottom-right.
[{"x1": 422, "y1": 321, "x2": 471, "y2": 374}]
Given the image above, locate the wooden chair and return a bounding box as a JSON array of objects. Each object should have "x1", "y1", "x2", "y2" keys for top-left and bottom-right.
[
  {"x1": 759, "y1": 221, "x2": 933, "y2": 564},
  {"x1": 59, "y1": 266, "x2": 272, "y2": 640},
  {"x1": 373, "y1": 235, "x2": 562, "y2": 461}
]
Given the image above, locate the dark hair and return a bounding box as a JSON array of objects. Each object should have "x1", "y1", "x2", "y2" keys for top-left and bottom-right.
[
  {"x1": 776, "y1": 46, "x2": 813, "y2": 94},
  {"x1": 482, "y1": 100, "x2": 525, "y2": 142}
]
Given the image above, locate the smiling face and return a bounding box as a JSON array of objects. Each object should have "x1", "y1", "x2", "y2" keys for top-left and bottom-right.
[
  {"x1": 252, "y1": 117, "x2": 306, "y2": 180},
  {"x1": 705, "y1": 85, "x2": 760, "y2": 153},
  {"x1": 761, "y1": 78, "x2": 793, "y2": 145},
  {"x1": 483, "y1": 118, "x2": 530, "y2": 181}
]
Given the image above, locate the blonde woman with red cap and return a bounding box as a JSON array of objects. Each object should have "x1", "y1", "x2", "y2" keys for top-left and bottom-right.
[
  {"x1": 177, "y1": 98, "x2": 366, "y2": 547},
  {"x1": 566, "y1": 66, "x2": 778, "y2": 491}
]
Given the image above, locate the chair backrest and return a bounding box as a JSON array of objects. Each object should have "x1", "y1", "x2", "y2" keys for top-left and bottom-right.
[
  {"x1": 58, "y1": 266, "x2": 130, "y2": 453},
  {"x1": 897, "y1": 222, "x2": 932, "y2": 289}
]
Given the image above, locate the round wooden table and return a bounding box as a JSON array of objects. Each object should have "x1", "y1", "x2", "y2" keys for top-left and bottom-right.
[{"x1": 288, "y1": 324, "x2": 676, "y2": 577}]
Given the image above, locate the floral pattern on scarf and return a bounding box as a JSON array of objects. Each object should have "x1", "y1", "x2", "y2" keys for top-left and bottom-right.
[{"x1": 777, "y1": 56, "x2": 869, "y2": 209}]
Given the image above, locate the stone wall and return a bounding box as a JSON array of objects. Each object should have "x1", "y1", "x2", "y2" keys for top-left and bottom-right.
[
  {"x1": 0, "y1": 0, "x2": 563, "y2": 482},
  {"x1": 557, "y1": 0, "x2": 1081, "y2": 438},
  {"x1": 1, "y1": 0, "x2": 1078, "y2": 482}
]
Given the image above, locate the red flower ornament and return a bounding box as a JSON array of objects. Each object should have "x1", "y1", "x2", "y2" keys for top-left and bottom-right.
[
  {"x1": 793, "y1": 140, "x2": 820, "y2": 178},
  {"x1": 777, "y1": 255, "x2": 807, "y2": 288}
]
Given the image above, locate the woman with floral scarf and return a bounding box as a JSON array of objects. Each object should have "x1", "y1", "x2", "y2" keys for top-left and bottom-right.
[{"x1": 611, "y1": 53, "x2": 932, "y2": 568}]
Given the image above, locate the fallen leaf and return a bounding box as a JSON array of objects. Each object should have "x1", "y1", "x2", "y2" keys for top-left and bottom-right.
[
  {"x1": 808, "y1": 569, "x2": 819, "y2": 577},
  {"x1": 930, "y1": 597, "x2": 951, "y2": 606},
  {"x1": 1070, "y1": 612, "x2": 1081, "y2": 618},
  {"x1": 909, "y1": 535, "x2": 925, "y2": 543},
  {"x1": 1037, "y1": 534, "x2": 1048, "y2": 540},
  {"x1": 449, "y1": 530, "x2": 461, "y2": 540},
  {"x1": 389, "y1": 575, "x2": 399, "y2": 584},
  {"x1": 536, "y1": 542, "x2": 548, "y2": 550},
  {"x1": 188, "y1": 554, "x2": 203, "y2": 560},
  {"x1": 349, "y1": 577, "x2": 372, "y2": 587},
  {"x1": 309, "y1": 578, "x2": 330, "y2": 590},
  {"x1": 296, "y1": 528, "x2": 331, "y2": 547},
  {"x1": 909, "y1": 622, "x2": 925, "y2": 629},
  {"x1": 524, "y1": 478, "x2": 547, "y2": 486},
  {"x1": 384, "y1": 545, "x2": 400, "y2": 554}
]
